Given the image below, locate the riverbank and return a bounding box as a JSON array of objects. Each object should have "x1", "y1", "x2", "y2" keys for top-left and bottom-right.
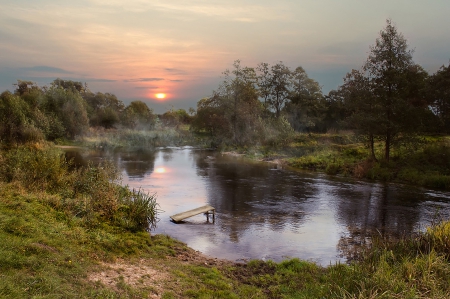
[
  {"x1": 1, "y1": 143, "x2": 450, "y2": 298},
  {"x1": 224, "y1": 132, "x2": 450, "y2": 191}
]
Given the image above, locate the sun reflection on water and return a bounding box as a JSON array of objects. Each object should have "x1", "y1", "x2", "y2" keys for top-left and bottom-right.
[{"x1": 155, "y1": 167, "x2": 166, "y2": 173}]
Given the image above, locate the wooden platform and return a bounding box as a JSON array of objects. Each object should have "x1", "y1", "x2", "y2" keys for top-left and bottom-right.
[{"x1": 170, "y1": 205, "x2": 215, "y2": 223}]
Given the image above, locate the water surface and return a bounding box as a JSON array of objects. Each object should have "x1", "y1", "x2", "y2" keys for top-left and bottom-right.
[{"x1": 69, "y1": 147, "x2": 450, "y2": 265}]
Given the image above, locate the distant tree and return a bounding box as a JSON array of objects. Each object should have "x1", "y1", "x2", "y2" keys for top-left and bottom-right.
[
  {"x1": 216, "y1": 60, "x2": 263, "y2": 144},
  {"x1": 285, "y1": 67, "x2": 325, "y2": 132},
  {"x1": 191, "y1": 97, "x2": 232, "y2": 141},
  {"x1": 160, "y1": 108, "x2": 191, "y2": 127},
  {"x1": 51, "y1": 78, "x2": 85, "y2": 93},
  {"x1": 122, "y1": 101, "x2": 156, "y2": 129},
  {"x1": 84, "y1": 92, "x2": 124, "y2": 128}
]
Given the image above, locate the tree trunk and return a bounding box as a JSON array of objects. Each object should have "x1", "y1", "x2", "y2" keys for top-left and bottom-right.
[
  {"x1": 369, "y1": 133, "x2": 377, "y2": 161},
  {"x1": 385, "y1": 131, "x2": 391, "y2": 161}
]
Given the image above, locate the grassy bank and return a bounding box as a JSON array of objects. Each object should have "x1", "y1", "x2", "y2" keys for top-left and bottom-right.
[{"x1": 229, "y1": 132, "x2": 450, "y2": 191}]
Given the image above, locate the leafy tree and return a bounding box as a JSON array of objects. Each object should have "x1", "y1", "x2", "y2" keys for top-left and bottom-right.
[
  {"x1": 84, "y1": 92, "x2": 124, "y2": 128},
  {"x1": 428, "y1": 63, "x2": 450, "y2": 132},
  {"x1": 51, "y1": 78, "x2": 85, "y2": 93},
  {"x1": 214, "y1": 60, "x2": 263, "y2": 144},
  {"x1": 160, "y1": 108, "x2": 191, "y2": 127},
  {"x1": 190, "y1": 97, "x2": 231, "y2": 140},
  {"x1": 343, "y1": 19, "x2": 429, "y2": 161},
  {"x1": 266, "y1": 62, "x2": 292, "y2": 118},
  {"x1": 338, "y1": 69, "x2": 379, "y2": 159},
  {"x1": 122, "y1": 101, "x2": 156, "y2": 129},
  {"x1": 42, "y1": 86, "x2": 89, "y2": 139},
  {"x1": 286, "y1": 67, "x2": 325, "y2": 132},
  {"x1": 0, "y1": 91, "x2": 43, "y2": 144}
]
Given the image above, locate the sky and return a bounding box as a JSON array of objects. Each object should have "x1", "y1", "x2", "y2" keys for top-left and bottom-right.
[{"x1": 1, "y1": 0, "x2": 449, "y2": 113}]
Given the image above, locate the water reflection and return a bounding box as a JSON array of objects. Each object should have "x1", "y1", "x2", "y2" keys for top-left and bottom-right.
[{"x1": 71, "y1": 147, "x2": 450, "y2": 266}]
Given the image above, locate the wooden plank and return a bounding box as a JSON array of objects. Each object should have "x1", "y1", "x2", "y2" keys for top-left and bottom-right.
[{"x1": 170, "y1": 205, "x2": 215, "y2": 223}]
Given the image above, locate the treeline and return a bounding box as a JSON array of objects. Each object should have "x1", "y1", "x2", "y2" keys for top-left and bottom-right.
[
  {"x1": 191, "y1": 20, "x2": 450, "y2": 159},
  {"x1": 0, "y1": 79, "x2": 192, "y2": 145},
  {"x1": 2, "y1": 20, "x2": 450, "y2": 156}
]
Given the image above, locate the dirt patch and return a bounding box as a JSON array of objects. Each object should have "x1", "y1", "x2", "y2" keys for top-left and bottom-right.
[
  {"x1": 88, "y1": 259, "x2": 167, "y2": 298},
  {"x1": 175, "y1": 246, "x2": 233, "y2": 268}
]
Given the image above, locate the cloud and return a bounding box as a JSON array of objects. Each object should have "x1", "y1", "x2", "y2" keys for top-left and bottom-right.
[
  {"x1": 135, "y1": 86, "x2": 159, "y2": 89},
  {"x1": 86, "y1": 78, "x2": 117, "y2": 82},
  {"x1": 124, "y1": 78, "x2": 165, "y2": 82},
  {"x1": 170, "y1": 79, "x2": 183, "y2": 82},
  {"x1": 21, "y1": 66, "x2": 72, "y2": 73}
]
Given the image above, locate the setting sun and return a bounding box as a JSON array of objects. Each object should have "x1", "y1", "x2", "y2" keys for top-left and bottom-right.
[{"x1": 155, "y1": 93, "x2": 166, "y2": 99}]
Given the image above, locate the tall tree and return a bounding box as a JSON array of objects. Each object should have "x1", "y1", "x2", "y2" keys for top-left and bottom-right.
[
  {"x1": 339, "y1": 69, "x2": 379, "y2": 159},
  {"x1": 428, "y1": 63, "x2": 450, "y2": 132},
  {"x1": 355, "y1": 19, "x2": 428, "y2": 161},
  {"x1": 256, "y1": 62, "x2": 292, "y2": 118},
  {"x1": 286, "y1": 66, "x2": 325, "y2": 132},
  {"x1": 217, "y1": 60, "x2": 262, "y2": 144}
]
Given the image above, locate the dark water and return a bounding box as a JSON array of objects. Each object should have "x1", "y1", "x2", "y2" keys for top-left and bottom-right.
[{"x1": 67, "y1": 147, "x2": 450, "y2": 265}]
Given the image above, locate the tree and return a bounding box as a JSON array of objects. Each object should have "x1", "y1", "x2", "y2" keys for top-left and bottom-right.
[
  {"x1": 0, "y1": 91, "x2": 43, "y2": 144},
  {"x1": 286, "y1": 67, "x2": 325, "y2": 132},
  {"x1": 338, "y1": 69, "x2": 379, "y2": 159},
  {"x1": 42, "y1": 86, "x2": 89, "y2": 139},
  {"x1": 214, "y1": 61, "x2": 262, "y2": 144},
  {"x1": 256, "y1": 61, "x2": 293, "y2": 118},
  {"x1": 428, "y1": 63, "x2": 450, "y2": 132},
  {"x1": 345, "y1": 19, "x2": 429, "y2": 161},
  {"x1": 122, "y1": 101, "x2": 156, "y2": 129},
  {"x1": 84, "y1": 92, "x2": 124, "y2": 128}
]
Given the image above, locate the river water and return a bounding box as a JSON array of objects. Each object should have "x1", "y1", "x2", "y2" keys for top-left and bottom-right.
[{"x1": 68, "y1": 146, "x2": 450, "y2": 266}]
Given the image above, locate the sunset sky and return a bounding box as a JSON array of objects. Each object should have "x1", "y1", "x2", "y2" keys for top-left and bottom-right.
[{"x1": 1, "y1": 0, "x2": 449, "y2": 113}]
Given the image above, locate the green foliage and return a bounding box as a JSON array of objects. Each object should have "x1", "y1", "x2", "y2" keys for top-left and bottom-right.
[
  {"x1": 42, "y1": 86, "x2": 89, "y2": 138},
  {"x1": 336, "y1": 19, "x2": 430, "y2": 161},
  {"x1": 428, "y1": 63, "x2": 450, "y2": 133},
  {"x1": 122, "y1": 100, "x2": 156, "y2": 129},
  {"x1": 0, "y1": 91, "x2": 44, "y2": 144}
]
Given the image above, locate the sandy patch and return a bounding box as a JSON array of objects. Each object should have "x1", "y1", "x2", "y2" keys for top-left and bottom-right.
[{"x1": 88, "y1": 259, "x2": 167, "y2": 298}]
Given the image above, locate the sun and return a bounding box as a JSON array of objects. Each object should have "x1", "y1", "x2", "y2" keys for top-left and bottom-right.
[{"x1": 155, "y1": 93, "x2": 166, "y2": 99}]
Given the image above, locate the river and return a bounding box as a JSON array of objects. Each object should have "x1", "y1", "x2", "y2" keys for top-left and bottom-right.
[{"x1": 67, "y1": 146, "x2": 450, "y2": 266}]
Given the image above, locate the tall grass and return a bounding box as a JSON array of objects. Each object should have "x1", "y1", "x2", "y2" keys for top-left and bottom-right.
[{"x1": 0, "y1": 143, "x2": 160, "y2": 232}]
